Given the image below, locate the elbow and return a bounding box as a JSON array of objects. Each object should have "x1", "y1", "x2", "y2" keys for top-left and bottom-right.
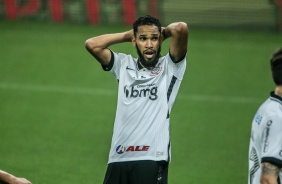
[
  {"x1": 176, "y1": 22, "x2": 189, "y2": 35},
  {"x1": 85, "y1": 38, "x2": 100, "y2": 56},
  {"x1": 85, "y1": 39, "x2": 93, "y2": 52}
]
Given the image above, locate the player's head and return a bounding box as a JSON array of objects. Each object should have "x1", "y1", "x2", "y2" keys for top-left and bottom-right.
[
  {"x1": 132, "y1": 15, "x2": 162, "y2": 68},
  {"x1": 133, "y1": 15, "x2": 162, "y2": 36},
  {"x1": 270, "y1": 47, "x2": 282, "y2": 85}
]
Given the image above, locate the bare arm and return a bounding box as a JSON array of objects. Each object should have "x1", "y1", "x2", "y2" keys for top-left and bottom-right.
[
  {"x1": 162, "y1": 22, "x2": 189, "y2": 62},
  {"x1": 260, "y1": 162, "x2": 280, "y2": 184},
  {"x1": 0, "y1": 170, "x2": 31, "y2": 184},
  {"x1": 85, "y1": 30, "x2": 133, "y2": 66}
]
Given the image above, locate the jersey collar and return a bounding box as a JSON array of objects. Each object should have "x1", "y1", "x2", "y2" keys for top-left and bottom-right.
[{"x1": 270, "y1": 91, "x2": 282, "y2": 104}]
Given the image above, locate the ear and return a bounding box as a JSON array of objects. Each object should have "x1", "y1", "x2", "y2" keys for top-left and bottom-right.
[
  {"x1": 160, "y1": 37, "x2": 163, "y2": 45},
  {"x1": 131, "y1": 36, "x2": 136, "y2": 47}
]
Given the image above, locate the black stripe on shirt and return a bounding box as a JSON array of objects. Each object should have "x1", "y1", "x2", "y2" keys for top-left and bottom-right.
[
  {"x1": 167, "y1": 76, "x2": 177, "y2": 101},
  {"x1": 166, "y1": 76, "x2": 177, "y2": 119}
]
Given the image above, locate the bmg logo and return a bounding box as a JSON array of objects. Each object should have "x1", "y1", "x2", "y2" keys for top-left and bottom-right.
[{"x1": 124, "y1": 85, "x2": 158, "y2": 100}]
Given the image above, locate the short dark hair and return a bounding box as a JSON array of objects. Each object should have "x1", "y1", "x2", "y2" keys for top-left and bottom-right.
[
  {"x1": 133, "y1": 15, "x2": 161, "y2": 36},
  {"x1": 270, "y1": 48, "x2": 282, "y2": 85}
]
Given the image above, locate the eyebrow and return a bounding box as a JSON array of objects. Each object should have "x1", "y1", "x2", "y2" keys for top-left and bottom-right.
[{"x1": 139, "y1": 33, "x2": 159, "y2": 37}]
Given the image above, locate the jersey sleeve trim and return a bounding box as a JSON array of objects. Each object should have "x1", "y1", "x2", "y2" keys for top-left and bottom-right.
[
  {"x1": 169, "y1": 51, "x2": 186, "y2": 63},
  {"x1": 101, "y1": 50, "x2": 114, "y2": 71},
  {"x1": 270, "y1": 91, "x2": 282, "y2": 105},
  {"x1": 262, "y1": 157, "x2": 282, "y2": 168}
]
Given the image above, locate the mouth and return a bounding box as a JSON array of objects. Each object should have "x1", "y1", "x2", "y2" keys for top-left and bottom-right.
[{"x1": 144, "y1": 50, "x2": 156, "y2": 60}]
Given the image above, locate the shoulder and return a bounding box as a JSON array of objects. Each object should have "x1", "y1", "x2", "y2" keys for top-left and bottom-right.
[
  {"x1": 159, "y1": 53, "x2": 186, "y2": 79},
  {"x1": 162, "y1": 53, "x2": 187, "y2": 68},
  {"x1": 102, "y1": 51, "x2": 132, "y2": 71},
  {"x1": 112, "y1": 51, "x2": 133, "y2": 60},
  {"x1": 112, "y1": 51, "x2": 137, "y2": 65}
]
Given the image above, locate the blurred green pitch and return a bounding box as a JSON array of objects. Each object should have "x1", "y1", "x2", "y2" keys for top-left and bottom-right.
[{"x1": 0, "y1": 20, "x2": 281, "y2": 183}]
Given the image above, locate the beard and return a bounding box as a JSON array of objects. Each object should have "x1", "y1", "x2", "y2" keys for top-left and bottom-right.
[{"x1": 136, "y1": 45, "x2": 161, "y2": 68}]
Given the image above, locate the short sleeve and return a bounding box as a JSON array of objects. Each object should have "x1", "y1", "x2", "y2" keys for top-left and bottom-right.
[
  {"x1": 167, "y1": 53, "x2": 187, "y2": 80},
  {"x1": 106, "y1": 51, "x2": 130, "y2": 81},
  {"x1": 261, "y1": 115, "x2": 282, "y2": 167}
]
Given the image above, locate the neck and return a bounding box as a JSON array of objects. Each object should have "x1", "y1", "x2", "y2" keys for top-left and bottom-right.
[
  {"x1": 139, "y1": 60, "x2": 145, "y2": 68},
  {"x1": 275, "y1": 86, "x2": 282, "y2": 98}
]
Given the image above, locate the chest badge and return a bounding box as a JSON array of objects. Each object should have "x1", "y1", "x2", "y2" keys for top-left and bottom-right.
[{"x1": 150, "y1": 63, "x2": 163, "y2": 76}]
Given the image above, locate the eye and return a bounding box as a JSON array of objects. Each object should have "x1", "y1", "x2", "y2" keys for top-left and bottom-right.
[
  {"x1": 152, "y1": 37, "x2": 158, "y2": 41},
  {"x1": 139, "y1": 37, "x2": 146, "y2": 41}
]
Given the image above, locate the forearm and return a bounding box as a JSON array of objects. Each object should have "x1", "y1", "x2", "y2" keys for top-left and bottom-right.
[
  {"x1": 85, "y1": 30, "x2": 133, "y2": 65},
  {"x1": 162, "y1": 22, "x2": 188, "y2": 62},
  {"x1": 0, "y1": 170, "x2": 31, "y2": 184},
  {"x1": 85, "y1": 30, "x2": 133, "y2": 52},
  {"x1": 162, "y1": 22, "x2": 188, "y2": 40},
  {"x1": 260, "y1": 162, "x2": 280, "y2": 184},
  {"x1": 0, "y1": 170, "x2": 15, "y2": 183},
  {"x1": 261, "y1": 176, "x2": 278, "y2": 184}
]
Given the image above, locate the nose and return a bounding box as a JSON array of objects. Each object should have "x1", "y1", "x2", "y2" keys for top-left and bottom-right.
[{"x1": 145, "y1": 39, "x2": 153, "y2": 48}]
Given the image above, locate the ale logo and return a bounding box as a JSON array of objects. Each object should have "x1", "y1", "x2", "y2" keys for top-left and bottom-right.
[
  {"x1": 116, "y1": 145, "x2": 150, "y2": 154},
  {"x1": 116, "y1": 145, "x2": 125, "y2": 154}
]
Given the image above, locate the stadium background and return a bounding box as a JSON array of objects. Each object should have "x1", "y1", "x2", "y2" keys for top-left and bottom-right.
[
  {"x1": 0, "y1": 0, "x2": 281, "y2": 29},
  {"x1": 0, "y1": 0, "x2": 281, "y2": 184}
]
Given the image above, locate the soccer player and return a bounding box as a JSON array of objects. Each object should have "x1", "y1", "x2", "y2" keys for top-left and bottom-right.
[
  {"x1": 248, "y1": 48, "x2": 282, "y2": 184},
  {"x1": 85, "y1": 15, "x2": 188, "y2": 184},
  {"x1": 0, "y1": 169, "x2": 31, "y2": 184}
]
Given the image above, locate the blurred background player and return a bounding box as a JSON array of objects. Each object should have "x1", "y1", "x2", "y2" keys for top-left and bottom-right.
[
  {"x1": 269, "y1": 0, "x2": 282, "y2": 31},
  {"x1": 85, "y1": 15, "x2": 188, "y2": 184},
  {"x1": 248, "y1": 48, "x2": 282, "y2": 184}
]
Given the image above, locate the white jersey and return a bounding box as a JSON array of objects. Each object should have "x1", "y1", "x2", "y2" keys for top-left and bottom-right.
[
  {"x1": 104, "y1": 51, "x2": 186, "y2": 164},
  {"x1": 248, "y1": 92, "x2": 282, "y2": 184}
]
